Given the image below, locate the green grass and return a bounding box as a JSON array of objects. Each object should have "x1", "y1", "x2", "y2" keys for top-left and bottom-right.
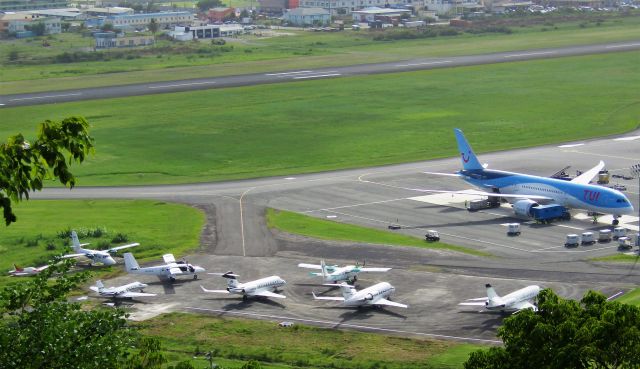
[
  {"x1": 2, "y1": 51, "x2": 639, "y2": 186},
  {"x1": 266, "y1": 209, "x2": 489, "y2": 256},
  {"x1": 591, "y1": 253, "x2": 640, "y2": 262},
  {"x1": 137, "y1": 312, "x2": 482, "y2": 369},
  {"x1": 2, "y1": 14, "x2": 640, "y2": 93},
  {"x1": 0, "y1": 200, "x2": 205, "y2": 288},
  {"x1": 617, "y1": 288, "x2": 640, "y2": 306}
]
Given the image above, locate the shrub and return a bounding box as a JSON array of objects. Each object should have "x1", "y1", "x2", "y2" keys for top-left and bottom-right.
[{"x1": 111, "y1": 233, "x2": 129, "y2": 243}]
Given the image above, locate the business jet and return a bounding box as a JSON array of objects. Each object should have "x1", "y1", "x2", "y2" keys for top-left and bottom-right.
[
  {"x1": 459, "y1": 284, "x2": 540, "y2": 313},
  {"x1": 8, "y1": 263, "x2": 49, "y2": 276},
  {"x1": 419, "y1": 129, "x2": 634, "y2": 225},
  {"x1": 90, "y1": 280, "x2": 156, "y2": 299},
  {"x1": 200, "y1": 271, "x2": 286, "y2": 301},
  {"x1": 298, "y1": 259, "x2": 391, "y2": 284},
  {"x1": 312, "y1": 282, "x2": 408, "y2": 309},
  {"x1": 62, "y1": 230, "x2": 139, "y2": 266},
  {"x1": 123, "y1": 252, "x2": 205, "y2": 281}
]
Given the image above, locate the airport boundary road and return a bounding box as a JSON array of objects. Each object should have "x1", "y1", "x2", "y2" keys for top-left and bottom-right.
[{"x1": 1, "y1": 41, "x2": 639, "y2": 108}]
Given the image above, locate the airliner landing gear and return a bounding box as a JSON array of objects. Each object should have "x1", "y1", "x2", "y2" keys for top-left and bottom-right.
[
  {"x1": 612, "y1": 215, "x2": 620, "y2": 226},
  {"x1": 193, "y1": 274, "x2": 198, "y2": 280}
]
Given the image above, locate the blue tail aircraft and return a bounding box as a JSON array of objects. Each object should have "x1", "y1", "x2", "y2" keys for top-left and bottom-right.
[{"x1": 420, "y1": 129, "x2": 634, "y2": 225}]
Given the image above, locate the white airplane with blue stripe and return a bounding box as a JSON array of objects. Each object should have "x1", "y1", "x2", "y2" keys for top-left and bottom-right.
[{"x1": 420, "y1": 129, "x2": 634, "y2": 225}]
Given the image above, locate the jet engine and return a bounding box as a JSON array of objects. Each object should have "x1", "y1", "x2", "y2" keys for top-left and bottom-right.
[
  {"x1": 513, "y1": 199, "x2": 539, "y2": 217},
  {"x1": 364, "y1": 293, "x2": 374, "y2": 301}
]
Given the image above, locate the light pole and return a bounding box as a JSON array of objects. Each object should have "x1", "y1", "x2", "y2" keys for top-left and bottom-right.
[{"x1": 631, "y1": 164, "x2": 640, "y2": 247}]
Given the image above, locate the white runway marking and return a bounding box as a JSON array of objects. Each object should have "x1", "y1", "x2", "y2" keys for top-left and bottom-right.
[
  {"x1": 148, "y1": 81, "x2": 216, "y2": 89},
  {"x1": 284, "y1": 177, "x2": 296, "y2": 180},
  {"x1": 555, "y1": 224, "x2": 585, "y2": 231},
  {"x1": 558, "y1": 143, "x2": 585, "y2": 148},
  {"x1": 293, "y1": 73, "x2": 341, "y2": 80},
  {"x1": 607, "y1": 291, "x2": 625, "y2": 300},
  {"x1": 504, "y1": 51, "x2": 555, "y2": 58},
  {"x1": 265, "y1": 70, "x2": 313, "y2": 76},
  {"x1": 185, "y1": 307, "x2": 502, "y2": 344},
  {"x1": 606, "y1": 43, "x2": 640, "y2": 48},
  {"x1": 613, "y1": 136, "x2": 640, "y2": 141},
  {"x1": 394, "y1": 60, "x2": 452, "y2": 67},
  {"x1": 9, "y1": 93, "x2": 82, "y2": 101},
  {"x1": 303, "y1": 197, "x2": 410, "y2": 213}
]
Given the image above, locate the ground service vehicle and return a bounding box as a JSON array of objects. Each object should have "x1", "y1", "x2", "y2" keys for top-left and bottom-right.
[
  {"x1": 581, "y1": 232, "x2": 596, "y2": 245},
  {"x1": 425, "y1": 230, "x2": 440, "y2": 242},
  {"x1": 524, "y1": 204, "x2": 571, "y2": 223},
  {"x1": 598, "y1": 229, "x2": 612, "y2": 243},
  {"x1": 507, "y1": 223, "x2": 521, "y2": 236},
  {"x1": 613, "y1": 227, "x2": 626, "y2": 239},
  {"x1": 467, "y1": 197, "x2": 501, "y2": 211},
  {"x1": 565, "y1": 234, "x2": 580, "y2": 247}
]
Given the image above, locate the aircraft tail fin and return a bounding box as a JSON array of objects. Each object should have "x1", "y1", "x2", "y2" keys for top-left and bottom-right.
[
  {"x1": 96, "y1": 280, "x2": 105, "y2": 292},
  {"x1": 338, "y1": 283, "x2": 357, "y2": 299},
  {"x1": 123, "y1": 253, "x2": 139, "y2": 271},
  {"x1": 71, "y1": 230, "x2": 81, "y2": 251},
  {"x1": 486, "y1": 283, "x2": 500, "y2": 302},
  {"x1": 222, "y1": 271, "x2": 239, "y2": 288},
  {"x1": 13, "y1": 264, "x2": 23, "y2": 272},
  {"x1": 454, "y1": 129, "x2": 484, "y2": 171},
  {"x1": 320, "y1": 259, "x2": 327, "y2": 280}
]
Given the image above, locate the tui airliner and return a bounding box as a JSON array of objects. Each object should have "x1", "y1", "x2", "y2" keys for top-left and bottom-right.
[{"x1": 420, "y1": 129, "x2": 634, "y2": 225}]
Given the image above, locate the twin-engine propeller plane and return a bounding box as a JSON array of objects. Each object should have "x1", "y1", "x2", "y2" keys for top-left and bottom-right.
[
  {"x1": 90, "y1": 280, "x2": 156, "y2": 300},
  {"x1": 419, "y1": 129, "x2": 634, "y2": 225},
  {"x1": 8, "y1": 263, "x2": 50, "y2": 276},
  {"x1": 200, "y1": 271, "x2": 287, "y2": 301},
  {"x1": 298, "y1": 259, "x2": 391, "y2": 284},
  {"x1": 459, "y1": 284, "x2": 540, "y2": 313},
  {"x1": 312, "y1": 282, "x2": 408, "y2": 309},
  {"x1": 124, "y1": 252, "x2": 205, "y2": 281},
  {"x1": 62, "y1": 230, "x2": 139, "y2": 266}
]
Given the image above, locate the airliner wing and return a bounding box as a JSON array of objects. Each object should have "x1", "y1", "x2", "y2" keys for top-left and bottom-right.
[
  {"x1": 511, "y1": 301, "x2": 537, "y2": 312},
  {"x1": 360, "y1": 267, "x2": 392, "y2": 273},
  {"x1": 253, "y1": 290, "x2": 286, "y2": 299},
  {"x1": 200, "y1": 285, "x2": 229, "y2": 294},
  {"x1": 458, "y1": 302, "x2": 487, "y2": 306},
  {"x1": 571, "y1": 160, "x2": 605, "y2": 185},
  {"x1": 108, "y1": 243, "x2": 140, "y2": 253},
  {"x1": 298, "y1": 263, "x2": 322, "y2": 270},
  {"x1": 410, "y1": 188, "x2": 552, "y2": 201},
  {"x1": 119, "y1": 292, "x2": 157, "y2": 298},
  {"x1": 374, "y1": 298, "x2": 408, "y2": 308},
  {"x1": 61, "y1": 253, "x2": 86, "y2": 259},
  {"x1": 423, "y1": 171, "x2": 462, "y2": 177},
  {"x1": 163, "y1": 254, "x2": 177, "y2": 264},
  {"x1": 312, "y1": 292, "x2": 345, "y2": 301}
]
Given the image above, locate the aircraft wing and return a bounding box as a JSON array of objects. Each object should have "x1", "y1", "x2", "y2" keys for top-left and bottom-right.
[
  {"x1": 168, "y1": 267, "x2": 182, "y2": 276},
  {"x1": 373, "y1": 298, "x2": 408, "y2": 308},
  {"x1": 253, "y1": 290, "x2": 286, "y2": 299},
  {"x1": 61, "y1": 253, "x2": 86, "y2": 259},
  {"x1": 312, "y1": 292, "x2": 345, "y2": 301},
  {"x1": 200, "y1": 285, "x2": 230, "y2": 294},
  {"x1": 108, "y1": 243, "x2": 140, "y2": 253},
  {"x1": 423, "y1": 171, "x2": 462, "y2": 177},
  {"x1": 571, "y1": 161, "x2": 605, "y2": 185},
  {"x1": 163, "y1": 254, "x2": 177, "y2": 264},
  {"x1": 298, "y1": 263, "x2": 322, "y2": 270},
  {"x1": 458, "y1": 302, "x2": 487, "y2": 306},
  {"x1": 9, "y1": 272, "x2": 34, "y2": 277},
  {"x1": 511, "y1": 301, "x2": 537, "y2": 312},
  {"x1": 119, "y1": 291, "x2": 157, "y2": 298},
  {"x1": 359, "y1": 267, "x2": 391, "y2": 273},
  {"x1": 409, "y1": 188, "x2": 552, "y2": 201}
]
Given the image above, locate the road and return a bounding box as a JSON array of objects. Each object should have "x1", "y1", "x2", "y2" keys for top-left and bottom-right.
[
  {"x1": 2, "y1": 41, "x2": 639, "y2": 108},
  {"x1": 44, "y1": 130, "x2": 640, "y2": 341}
]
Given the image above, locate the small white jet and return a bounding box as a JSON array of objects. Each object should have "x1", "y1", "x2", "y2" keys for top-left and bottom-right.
[
  {"x1": 298, "y1": 259, "x2": 391, "y2": 284},
  {"x1": 8, "y1": 263, "x2": 50, "y2": 276},
  {"x1": 459, "y1": 284, "x2": 541, "y2": 313},
  {"x1": 200, "y1": 271, "x2": 286, "y2": 301},
  {"x1": 312, "y1": 282, "x2": 408, "y2": 309},
  {"x1": 124, "y1": 252, "x2": 205, "y2": 281},
  {"x1": 90, "y1": 280, "x2": 156, "y2": 299},
  {"x1": 62, "y1": 230, "x2": 139, "y2": 266}
]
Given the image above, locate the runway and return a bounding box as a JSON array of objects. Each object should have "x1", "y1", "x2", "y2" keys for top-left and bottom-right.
[
  {"x1": 47, "y1": 130, "x2": 640, "y2": 341},
  {"x1": 2, "y1": 41, "x2": 639, "y2": 108}
]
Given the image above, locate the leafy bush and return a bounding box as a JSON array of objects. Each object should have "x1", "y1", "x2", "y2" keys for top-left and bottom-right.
[{"x1": 111, "y1": 233, "x2": 129, "y2": 244}]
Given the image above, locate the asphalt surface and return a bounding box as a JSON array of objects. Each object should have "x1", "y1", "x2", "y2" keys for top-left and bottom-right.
[
  {"x1": 45, "y1": 130, "x2": 640, "y2": 342},
  {"x1": 2, "y1": 40, "x2": 640, "y2": 108}
]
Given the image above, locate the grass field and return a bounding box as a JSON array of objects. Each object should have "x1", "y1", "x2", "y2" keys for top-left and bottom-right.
[
  {"x1": 0, "y1": 200, "x2": 205, "y2": 288},
  {"x1": 3, "y1": 51, "x2": 639, "y2": 186},
  {"x1": 137, "y1": 312, "x2": 482, "y2": 368},
  {"x1": 618, "y1": 288, "x2": 640, "y2": 306},
  {"x1": 591, "y1": 253, "x2": 640, "y2": 262},
  {"x1": 1, "y1": 15, "x2": 640, "y2": 93},
  {"x1": 266, "y1": 209, "x2": 489, "y2": 256}
]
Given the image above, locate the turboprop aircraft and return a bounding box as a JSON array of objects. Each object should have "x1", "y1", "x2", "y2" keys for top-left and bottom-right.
[
  {"x1": 62, "y1": 230, "x2": 139, "y2": 266},
  {"x1": 200, "y1": 271, "x2": 286, "y2": 301},
  {"x1": 312, "y1": 282, "x2": 408, "y2": 309},
  {"x1": 418, "y1": 129, "x2": 634, "y2": 225},
  {"x1": 459, "y1": 284, "x2": 540, "y2": 313},
  {"x1": 90, "y1": 280, "x2": 156, "y2": 299},
  {"x1": 124, "y1": 252, "x2": 205, "y2": 281},
  {"x1": 298, "y1": 259, "x2": 391, "y2": 284},
  {"x1": 8, "y1": 263, "x2": 49, "y2": 276}
]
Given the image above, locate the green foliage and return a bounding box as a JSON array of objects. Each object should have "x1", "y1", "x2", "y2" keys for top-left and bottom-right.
[
  {"x1": 169, "y1": 361, "x2": 196, "y2": 369},
  {"x1": 25, "y1": 22, "x2": 46, "y2": 36},
  {"x1": 197, "y1": 0, "x2": 222, "y2": 11},
  {"x1": 464, "y1": 289, "x2": 640, "y2": 369},
  {"x1": 241, "y1": 360, "x2": 263, "y2": 369},
  {"x1": 149, "y1": 18, "x2": 159, "y2": 35},
  {"x1": 0, "y1": 116, "x2": 94, "y2": 225},
  {"x1": 112, "y1": 232, "x2": 129, "y2": 243},
  {"x1": 123, "y1": 337, "x2": 167, "y2": 369}
]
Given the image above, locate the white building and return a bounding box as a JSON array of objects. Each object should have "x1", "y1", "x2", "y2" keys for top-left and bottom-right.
[
  {"x1": 298, "y1": 0, "x2": 418, "y2": 15},
  {"x1": 105, "y1": 11, "x2": 193, "y2": 30},
  {"x1": 169, "y1": 24, "x2": 244, "y2": 41},
  {"x1": 351, "y1": 7, "x2": 412, "y2": 22}
]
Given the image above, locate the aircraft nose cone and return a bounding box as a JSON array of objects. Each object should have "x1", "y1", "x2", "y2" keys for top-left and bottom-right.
[
  {"x1": 104, "y1": 257, "x2": 117, "y2": 265},
  {"x1": 196, "y1": 266, "x2": 205, "y2": 273}
]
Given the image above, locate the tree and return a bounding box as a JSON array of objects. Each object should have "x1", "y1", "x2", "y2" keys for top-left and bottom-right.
[
  {"x1": 197, "y1": 0, "x2": 222, "y2": 12},
  {"x1": 0, "y1": 260, "x2": 133, "y2": 369},
  {"x1": 149, "y1": 18, "x2": 159, "y2": 36},
  {"x1": 101, "y1": 22, "x2": 115, "y2": 32},
  {"x1": 25, "y1": 22, "x2": 46, "y2": 36},
  {"x1": 0, "y1": 116, "x2": 94, "y2": 225},
  {"x1": 464, "y1": 289, "x2": 640, "y2": 369}
]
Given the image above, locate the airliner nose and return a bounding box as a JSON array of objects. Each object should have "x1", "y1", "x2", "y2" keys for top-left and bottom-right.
[
  {"x1": 104, "y1": 257, "x2": 117, "y2": 266},
  {"x1": 195, "y1": 266, "x2": 206, "y2": 273}
]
